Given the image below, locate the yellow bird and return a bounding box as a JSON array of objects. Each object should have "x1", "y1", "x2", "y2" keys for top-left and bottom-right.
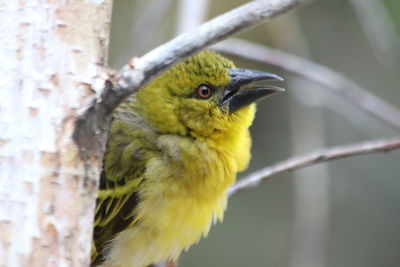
[{"x1": 92, "y1": 51, "x2": 283, "y2": 266}]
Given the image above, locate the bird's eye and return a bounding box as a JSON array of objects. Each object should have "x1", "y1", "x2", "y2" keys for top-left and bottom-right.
[{"x1": 196, "y1": 84, "x2": 212, "y2": 99}]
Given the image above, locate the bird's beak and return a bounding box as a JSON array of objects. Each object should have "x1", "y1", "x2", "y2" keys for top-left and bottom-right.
[{"x1": 220, "y1": 68, "x2": 284, "y2": 113}]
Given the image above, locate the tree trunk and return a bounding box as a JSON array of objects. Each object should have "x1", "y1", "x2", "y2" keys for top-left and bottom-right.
[{"x1": 0, "y1": 1, "x2": 112, "y2": 266}]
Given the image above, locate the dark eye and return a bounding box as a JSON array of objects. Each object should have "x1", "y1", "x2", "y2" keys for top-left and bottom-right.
[{"x1": 196, "y1": 84, "x2": 212, "y2": 99}]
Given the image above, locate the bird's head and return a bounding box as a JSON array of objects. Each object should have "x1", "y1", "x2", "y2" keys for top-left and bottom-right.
[{"x1": 132, "y1": 51, "x2": 283, "y2": 140}]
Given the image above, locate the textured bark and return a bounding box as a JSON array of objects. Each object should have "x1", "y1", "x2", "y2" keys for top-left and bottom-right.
[{"x1": 0, "y1": 1, "x2": 112, "y2": 266}]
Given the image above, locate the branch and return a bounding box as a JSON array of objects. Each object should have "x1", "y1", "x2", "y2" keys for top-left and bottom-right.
[
  {"x1": 175, "y1": 0, "x2": 209, "y2": 35},
  {"x1": 115, "y1": 0, "x2": 310, "y2": 98},
  {"x1": 228, "y1": 137, "x2": 400, "y2": 196},
  {"x1": 349, "y1": 0, "x2": 400, "y2": 67},
  {"x1": 212, "y1": 39, "x2": 400, "y2": 130},
  {"x1": 73, "y1": 0, "x2": 311, "y2": 154}
]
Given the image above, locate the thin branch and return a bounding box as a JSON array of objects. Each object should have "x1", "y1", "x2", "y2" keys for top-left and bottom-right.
[
  {"x1": 269, "y1": 15, "x2": 330, "y2": 267},
  {"x1": 349, "y1": 0, "x2": 400, "y2": 67},
  {"x1": 175, "y1": 0, "x2": 209, "y2": 35},
  {"x1": 115, "y1": 0, "x2": 311, "y2": 107},
  {"x1": 213, "y1": 39, "x2": 400, "y2": 130},
  {"x1": 73, "y1": 0, "x2": 312, "y2": 154},
  {"x1": 115, "y1": 0, "x2": 175, "y2": 65},
  {"x1": 228, "y1": 137, "x2": 400, "y2": 196}
]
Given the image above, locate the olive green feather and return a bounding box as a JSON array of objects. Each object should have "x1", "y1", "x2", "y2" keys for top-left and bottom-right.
[{"x1": 91, "y1": 108, "x2": 158, "y2": 265}]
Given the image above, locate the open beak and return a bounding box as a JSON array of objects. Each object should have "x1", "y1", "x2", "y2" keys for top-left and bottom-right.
[{"x1": 220, "y1": 68, "x2": 284, "y2": 113}]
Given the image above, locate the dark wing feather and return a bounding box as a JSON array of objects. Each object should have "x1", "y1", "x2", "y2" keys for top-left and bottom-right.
[
  {"x1": 91, "y1": 113, "x2": 158, "y2": 266},
  {"x1": 91, "y1": 172, "x2": 143, "y2": 266}
]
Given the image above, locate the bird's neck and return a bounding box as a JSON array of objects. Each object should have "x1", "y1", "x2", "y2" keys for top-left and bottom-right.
[{"x1": 156, "y1": 126, "x2": 251, "y2": 199}]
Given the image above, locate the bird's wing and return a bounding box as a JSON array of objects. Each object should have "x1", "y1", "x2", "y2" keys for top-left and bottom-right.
[
  {"x1": 91, "y1": 172, "x2": 144, "y2": 265},
  {"x1": 91, "y1": 113, "x2": 158, "y2": 266}
]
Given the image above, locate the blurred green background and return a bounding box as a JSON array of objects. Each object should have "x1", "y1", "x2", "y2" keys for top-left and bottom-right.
[{"x1": 108, "y1": 0, "x2": 400, "y2": 266}]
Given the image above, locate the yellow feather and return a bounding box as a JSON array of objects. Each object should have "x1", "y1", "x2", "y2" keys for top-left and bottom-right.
[
  {"x1": 92, "y1": 51, "x2": 278, "y2": 267},
  {"x1": 105, "y1": 114, "x2": 253, "y2": 266}
]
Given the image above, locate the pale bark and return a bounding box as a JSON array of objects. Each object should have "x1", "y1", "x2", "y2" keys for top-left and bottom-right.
[
  {"x1": 0, "y1": 1, "x2": 112, "y2": 266},
  {"x1": 1, "y1": 0, "x2": 397, "y2": 265},
  {"x1": 0, "y1": 1, "x2": 314, "y2": 266}
]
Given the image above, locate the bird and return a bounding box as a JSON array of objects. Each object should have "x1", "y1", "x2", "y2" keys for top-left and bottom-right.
[{"x1": 91, "y1": 50, "x2": 283, "y2": 267}]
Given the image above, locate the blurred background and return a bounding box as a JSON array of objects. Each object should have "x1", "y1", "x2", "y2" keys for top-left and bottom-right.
[{"x1": 108, "y1": 0, "x2": 400, "y2": 266}]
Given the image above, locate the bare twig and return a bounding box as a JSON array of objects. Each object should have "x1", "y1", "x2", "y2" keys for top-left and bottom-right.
[
  {"x1": 175, "y1": 0, "x2": 209, "y2": 35},
  {"x1": 228, "y1": 137, "x2": 400, "y2": 196},
  {"x1": 113, "y1": 0, "x2": 175, "y2": 65},
  {"x1": 213, "y1": 39, "x2": 400, "y2": 129},
  {"x1": 115, "y1": 0, "x2": 310, "y2": 106},
  {"x1": 268, "y1": 15, "x2": 330, "y2": 267},
  {"x1": 73, "y1": 0, "x2": 312, "y2": 154},
  {"x1": 349, "y1": 0, "x2": 400, "y2": 67}
]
